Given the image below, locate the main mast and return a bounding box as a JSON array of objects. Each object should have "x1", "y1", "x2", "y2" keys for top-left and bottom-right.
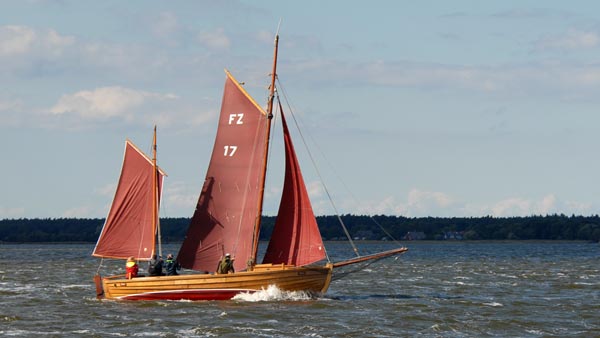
[
  {"x1": 250, "y1": 32, "x2": 279, "y2": 268},
  {"x1": 152, "y1": 125, "x2": 162, "y2": 258}
]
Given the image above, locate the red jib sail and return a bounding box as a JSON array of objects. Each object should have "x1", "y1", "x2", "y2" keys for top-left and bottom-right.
[
  {"x1": 177, "y1": 71, "x2": 268, "y2": 272},
  {"x1": 262, "y1": 103, "x2": 326, "y2": 266},
  {"x1": 92, "y1": 140, "x2": 164, "y2": 260}
]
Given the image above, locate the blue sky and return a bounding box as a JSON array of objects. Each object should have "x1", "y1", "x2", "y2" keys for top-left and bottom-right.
[{"x1": 2, "y1": 1, "x2": 600, "y2": 219}]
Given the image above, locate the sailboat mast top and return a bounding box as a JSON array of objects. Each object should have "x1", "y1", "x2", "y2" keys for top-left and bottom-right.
[{"x1": 267, "y1": 34, "x2": 279, "y2": 118}]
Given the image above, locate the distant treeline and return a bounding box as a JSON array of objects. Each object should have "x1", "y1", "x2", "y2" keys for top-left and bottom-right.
[{"x1": 1, "y1": 214, "x2": 599, "y2": 243}]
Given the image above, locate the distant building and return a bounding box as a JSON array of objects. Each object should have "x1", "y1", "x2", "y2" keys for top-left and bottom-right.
[
  {"x1": 443, "y1": 231, "x2": 464, "y2": 240},
  {"x1": 353, "y1": 230, "x2": 374, "y2": 240},
  {"x1": 403, "y1": 231, "x2": 426, "y2": 240}
]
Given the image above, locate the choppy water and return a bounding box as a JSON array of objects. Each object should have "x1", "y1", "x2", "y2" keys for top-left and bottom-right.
[{"x1": 0, "y1": 241, "x2": 598, "y2": 337}]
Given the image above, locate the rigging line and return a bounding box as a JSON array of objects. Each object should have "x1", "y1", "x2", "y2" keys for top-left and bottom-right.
[
  {"x1": 330, "y1": 256, "x2": 387, "y2": 281},
  {"x1": 96, "y1": 257, "x2": 104, "y2": 275},
  {"x1": 275, "y1": 78, "x2": 360, "y2": 258},
  {"x1": 367, "y1": 217, "x2": 400, "y2": 243}
]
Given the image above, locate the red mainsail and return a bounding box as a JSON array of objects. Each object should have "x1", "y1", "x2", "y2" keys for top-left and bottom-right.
[
  {"x1": 92, "y1": 140, "x2": 165, "y2": 260},
  {"x1": 177, "y1": 71, "x2": 268, "y2": 272},
  {"x1": 262, "y1": 105, "x2": 326, "y2": 266}
]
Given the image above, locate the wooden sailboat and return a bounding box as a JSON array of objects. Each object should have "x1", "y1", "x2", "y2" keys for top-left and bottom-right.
[{"x1": 93, "y1": 34, "x2": 407, "y2": 301}]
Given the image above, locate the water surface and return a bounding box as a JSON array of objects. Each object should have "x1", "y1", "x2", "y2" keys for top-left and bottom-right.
[{"x1": 0, "y1": 241, "x2": 598, "y2": 337}]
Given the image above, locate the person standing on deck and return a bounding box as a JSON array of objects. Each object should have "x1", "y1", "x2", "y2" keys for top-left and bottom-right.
[
  {"x1": 125, "y1": 256, "x2": 138, "y2": 279},
  {"x1": 165, "y1": 253, "x2": 181, "y2": 276},
  {"x1": 148, "y1": 254, "x2": 164, "y2": 276},
  {"x1": 217, "y1": 253, "x2": 235, "y2": 274}
]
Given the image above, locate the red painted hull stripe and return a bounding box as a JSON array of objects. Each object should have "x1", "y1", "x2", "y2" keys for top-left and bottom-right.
[{"x1": 118, "y1": 289, "x2": 255, "y2": 301}]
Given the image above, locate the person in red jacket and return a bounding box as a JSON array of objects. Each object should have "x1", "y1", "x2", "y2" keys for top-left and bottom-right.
[{"x1": 125, "y1": 256, "x2": 138, "y2": 279}]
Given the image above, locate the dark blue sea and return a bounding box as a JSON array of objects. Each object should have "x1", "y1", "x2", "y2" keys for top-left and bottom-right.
[{"x1": 0, "y1": 241, "x2": 598, "y2": 337}]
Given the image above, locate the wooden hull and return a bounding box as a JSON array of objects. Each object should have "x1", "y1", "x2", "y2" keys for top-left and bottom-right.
[{"x1": 97, "y1": 263, "x2": 333, "y2": 301}]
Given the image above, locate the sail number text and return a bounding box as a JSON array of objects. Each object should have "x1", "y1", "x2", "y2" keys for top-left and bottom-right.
[
  {"x1": 228, "y1": 113, "x2": 244, "y2": 125},
  {"x1": 224, "y1": 113, "x2": 243, "y2": 157},
  {"x1": 223, "y1": 145, "x2": 238, "y2": 157}
]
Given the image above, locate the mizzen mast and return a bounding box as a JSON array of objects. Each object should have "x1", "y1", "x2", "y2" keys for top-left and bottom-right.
[{"x1": 152, "y1": 125, "x2": 162, "y2": 258}]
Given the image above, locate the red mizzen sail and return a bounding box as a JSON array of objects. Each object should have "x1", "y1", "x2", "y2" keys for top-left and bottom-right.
[
  {"x1": 177, "y1": 71, "x2": 268, "y2": 272},
  {"x1": 262, "y1": 103, "x2": 326, "y2": 266},
  {"x1": 93, "y1": 140, "x2": 165, "y2": 260}
]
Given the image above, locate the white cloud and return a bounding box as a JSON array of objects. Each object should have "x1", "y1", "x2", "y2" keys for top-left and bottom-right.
[
  {"x1": 80, "y1": 42, "x2": 159, "y2": 74},
  {"x1": 0, "y1": 97, "x2": 25, "y2": 127},
  {"x1": 307, "y1": 181, "x2": 324, "y2": 199},
  {"x1": 188, "y1": 107, "x2": 216, "y2": 127},
  {"x1": 198, "y1": 28, "x2": 231, "y2": 51},
  {"x1": 0, "y1": 25, "x2": 36, "y2": 56},
  {"x1": 0, "y1": 25, "x2": 74, "y2": 57},
  {"x1": 408, "y1": 188, "x2": 453, "y2": 208},
  {"x1": 293, "y1": 58, "x2": 600, "y2": 102},
  {"x1": 339, "y1": 189, "x2": 456, "y2": 217},
  {"x1": 357, "y1": 61, "x2": 517, "y2": 94},
  {"x1": 490, "y1": 197, "x2": 533, "y2": 217},
  {"x1": 95, "y1": 183, "x2": 117, "y2": 197},
  {"x1": 43, "y1": 29, "x2": 75, "y2": 56},
  {"x1": 50, "y1": 86, "x2": 177, "y2": 121},
  {"x1": 535, "y1": 29, "x2": 600, "y2": 51},
  {"x1": 0, "y1": 98, "x2": 23, "y2": 112},
  {"x1": 539, "y1": 194, "x2": 557, "y2": 214},
  {"x1": 152, "y1": 12, "x2": 181, "y2": 39},
  {"x1": 336, "y1": 190, "x2": 597, "y2": 218},
  {"x1": 255, "y1": 30, "x2": 274, "y2": 44},
  {"x1": 564, "y1": 200, "x2": 593, "y2": 214},
  {"x1": 0, "y1": 206, "x2": 25, "y2": 219},
  {"x1": 398, "y1": 189, "x2": 455, "y2": 217},
  {"x1": 62, "y1": 206, "x2": 93, "y2": 218},
  {"x1": 0, "y1": 24, "x2": 173, "y2": 83},
  {"x1": 370, "y1": 195, "x2": 407, "y2": 215},
  {"x1": 470, "y1": 194, "x2": 586, "y2": 217},
  {"x1": 491, "y1": 8, "x2": 575, "y2": 20},
  {"x1": 163, "y1": 181, "x2": 200, "y2": 212}
]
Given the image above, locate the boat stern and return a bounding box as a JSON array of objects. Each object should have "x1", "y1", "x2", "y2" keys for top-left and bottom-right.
[{"x1": 93, "y1": 274, "x2": 105, "y2": 299}]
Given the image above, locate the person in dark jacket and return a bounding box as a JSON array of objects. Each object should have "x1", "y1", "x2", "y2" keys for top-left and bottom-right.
[
  {"x1": 147, "y1": 254, "x2": 164, "y2": 276},
  {"x1": 165, "y1": 253, "x2": 181, "y2": 276}
]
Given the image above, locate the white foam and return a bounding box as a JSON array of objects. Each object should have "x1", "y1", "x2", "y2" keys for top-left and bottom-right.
[
  {"x1": 574, "y1": 282, "x2": 595, "y2": 286},
  {"x1": 483, "y1": 302, "x2": 503, "y2": 307},
  {"x1": 232, "y1": 285, "x2": 314, "y2": 302},
  {"x1": 525, "y1": 329, "x2": 543, "y2": 335},
  {"x1": 454, "y1": 281, "x2": 476, "y2": 286},
  {"x1": 61, "y1": 284, "x2": 89, "y2": 289}
]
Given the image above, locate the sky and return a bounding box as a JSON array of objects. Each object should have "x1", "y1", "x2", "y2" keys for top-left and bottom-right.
[{"x1": 2, "y1": 1, "x2": 600, "y2": 219}]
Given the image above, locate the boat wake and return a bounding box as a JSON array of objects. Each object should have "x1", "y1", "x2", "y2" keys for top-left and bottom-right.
[{"x1": 232, "y1": 285, "x2": 316, "y2": 302}]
